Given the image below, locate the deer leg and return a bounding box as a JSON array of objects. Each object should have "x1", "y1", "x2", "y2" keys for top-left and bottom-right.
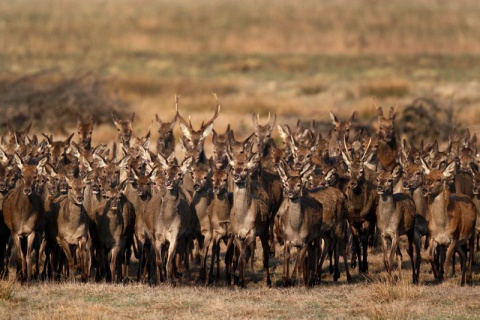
[
  {"x1": 333, "y1": 240, "x2": 341, "y2": 282},
  {"x1": 166, "y1": 239, "x2": 178, "y2": 285},
  {"x1": 78, "y1": 236, "x2": 89, "y2": 282},
  {"x1": 237, "y1": 234, "x2": 256, "y2": 288},
  {"x1": 224, "y1": 236, "x2": 234, "y2": 285},
  {"x1": 427, "y1": 238, "x2": 440, "y2": 280},
  {"x1": 443, "y1": 240, "x2": 457, "y2": 281},
  {"x1": 136, "y1": 237, "x2": 144, "y2": 282},
  {"x1": 268, "y1": 217, "x2": 276, "y2": 257},
  {"x1": 12, "y1": 234, "x2": 26, "y2": 281},
  {"x1": 455, "y1": 242, "x2": 467, "y2": 286},
  {"x1": 109, "y1": 245, "x2": 120, "y2": 283},
  {"x1": 297, "y1": 245, "x2": 308, "y2": 286},
  {"x1": 317, "y1": 238, "x2": 328, "y2": 282},
  {"x1": 466, "y1": 236, "x2": 474, "y2": 285},
  {"x1": 407, "y1": 232, "x2": 419, "y2": 284},
  {"x1": 153, "y1": 239, "x2": 165, "y2": 284},
  {"x1": 208, "y1": 233, "x2": 217, "y2": 284},
  {"x1": 200, "y1": 232, "x2": 212, "y2": 284},
  {"x1": 58, "y1": 240, "x2": 74, "y2": 281},
  {"x1": 283, "y1": 241, "x2": 291, "y2": 287},
  {"x1": 259, "y1": 231, "x2": 271, "y2": 287}
]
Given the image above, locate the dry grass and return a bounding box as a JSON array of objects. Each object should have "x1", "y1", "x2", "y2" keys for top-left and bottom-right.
[{"x1": 3, "y1": 247, "x2": 480, "y2": 319}]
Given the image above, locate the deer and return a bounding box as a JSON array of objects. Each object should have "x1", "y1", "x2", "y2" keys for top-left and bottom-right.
[
  {"x1": 207, "y1": 162, "x2": 234, "y2": 284},
  {"x1": 342, "y1": 139, "x2": 377, "y2": 274},
  {"x1": 112, "y1": 111, "x2": 135, "y2": 149},
  {"x1": 376, "y1": 166, "x2": 420, "y2": 283},
  {"x1": 330, "y1": 111, "x2": 355, "y2": 157},
  {"x1": 212, "y1": 125, "x2": 231, "y2": 169},
  {"x1": 453, "y1": 130, "x2": 476, "y2": 198},
  {"x1": 421, "y1": 159, "x2": 476, "y2": 286},
  {"x1": 471, "y1": 170, "x2": 480, "y2": 262},
  {"x1": 148, "y1": 154, "x2": 195, "y2": 284},
  {"x1": 76, "y1": 114, "x2": 95, "y2": 152},
  {"x1": 47, "y1": 175, "x2": 90, "y2": 282},
  {"x1": 42, "y1": 133, "x2": 75, "y2": 169},
  {"x1": 376, "y1": 105, "x2": 399, "y2": 173},
  {"x1": 277, "y1": 161, "x2": 323, "y2": 286},
  {"x1": 307, "y1": 183, "x2": 351, "y2": 283},
  {"x1": 401, "y1": 149, "x2": 431, "y2": 251},
  {"x1": 155, "y1": 113, "x2": 177, "y2": 158},
  {"x1": 95, "y1": 181, "x2": 135, "y2": 283},
  {"x1": 252, "y1": 113, "x2": 283, "y2": 257},
  {"x1": 2, "y1": 154, "x2": 47, "y2": 281},
  {"x1": 131, "y1": 167, "x2": 157, "y2": 282},
  {"x1": 176, "y1": 94, "x2": 220, "y2": 195},
  {"x1": 226, "y1": 146, "x2": 271, "y2": 288},
  {"x1": 189, "y1": 160, "x2": 213, "y2": 282}
]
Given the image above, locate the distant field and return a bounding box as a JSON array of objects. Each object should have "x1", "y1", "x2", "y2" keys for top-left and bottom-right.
[{"x1": 0, "y1": 0, "x2": 480, "y2": 143}]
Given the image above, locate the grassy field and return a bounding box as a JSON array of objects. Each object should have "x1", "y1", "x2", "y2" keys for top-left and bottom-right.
[
  {"x1": 2, "y1": 0, "x2": 480, "y2": 319},
  {"x1": 2, "y1": 245, "x2": 480, "y2": 319}
]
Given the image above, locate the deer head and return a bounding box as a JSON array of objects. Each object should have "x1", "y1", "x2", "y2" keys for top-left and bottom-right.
[
  {"x1": 14, "y1": 154, "x2": 47, "y2": 196},
  {"x1": 421, "y1": 159, "x2": 456, "y2": 197},
  {"x1": 155, "y1": 113, "x2": 176, "y2": 157},
  {"x1": 212, "y1": 125, "x2": 231, "y2": 169},
  {"x1": 176, "y1": 94, "x2": 220, "y2": 149},
  {"x1": 76, "y1": 114, "x2": 95, "y2": 151},
  {"x1": 376, "y1": 165, "x2": 402, "y2": 195},
  {"x1": 376, "y1": 105, "x2": 396, "y2": 143},
  {"x1": 277, "y1": 161, "x2": 315, "y2": 199},
  {"x1": 112, "y1": 111, "x2": 135, "y2": 147},
  {"x1": 342, "y1": 137, "x2": 374, "y2": 190},
  {"x1": 252, "y1": 112, "x2": 276, "y2": 154},
  {"x1": 210, "y1": 161, "x2": 229, "y2": 195},
  {"x1": 190, "y1": 160, "x2": 212, "y2": 192},
  {"x1": 158, "y1": 153, "x2": 192, "y2": 191}
]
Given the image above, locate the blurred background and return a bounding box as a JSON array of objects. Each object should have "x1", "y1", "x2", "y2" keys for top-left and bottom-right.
[{"x1": 1, "y1": 0, "x2": 479, "y2": 146}]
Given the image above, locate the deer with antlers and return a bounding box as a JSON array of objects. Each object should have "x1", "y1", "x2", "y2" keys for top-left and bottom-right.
[{"x1": 342, "y1": 138, "x2": 377, "y2": 274}]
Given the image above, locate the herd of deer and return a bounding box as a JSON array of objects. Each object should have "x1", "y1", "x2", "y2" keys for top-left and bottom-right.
[{"x1": 0, "y1": 94, "x2": 479, "y2": 288}]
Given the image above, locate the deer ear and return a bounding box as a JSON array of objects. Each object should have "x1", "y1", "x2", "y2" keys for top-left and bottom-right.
[
  {"x1": 377, "y1": 106, "x2": 384, "y2": 120},
  {"x1": 329, "y1": 112, "x2": 339, "y2": 126},
  {"x1": 389, "y1": 106, "x2": 397, "y2": 120},
  {"x1": 94, "y1": 153, "x2": 107, "y2": 168},
  {"x1": 14, "y1": 153, "x2": 23, "y2": 170},
  {"x1": 180, "y1": 157, "x2": 193, "y2": 174},
  {"x1": 37, "y1": 156, "x2": 48, "y2": 170},
  {"x1": 118, "y1": 155, "x2": 130, "y2": 170},
  {"x1": 341, "y1": 152, "x2": 351, "y2": 167},
  {"x1": 277, "y1": 161, "x2": 288, "y2": 184},
  {"x1": 201, "y1": 122, "x2": 215, "y2": 140},
  {"x1": 277, "y1": 125, "x2": 290, "y2": 144},
  {"x1": 157, "y1": 153, "x2": 168, "y2": 170},
  {"x1": 420, "y1": 157, "x2": 431, "y2": 175},
  {"x1": 247, "y1": 153, "x2": 259, "y2": 170},
  {"x1": 392, "y1": 165, "x2": 402, "y2": 178},
  {"x1": 112, "y1": 112, "x2": 119, "y2": 127},
  {"x1": 443, "y1": 162, "x2": 456, "y2": 179}
]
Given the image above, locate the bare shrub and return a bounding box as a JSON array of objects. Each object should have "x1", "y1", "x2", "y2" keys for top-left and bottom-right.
[{"x1": 0, "y1": 70, "x2": 130, "y2": 135}]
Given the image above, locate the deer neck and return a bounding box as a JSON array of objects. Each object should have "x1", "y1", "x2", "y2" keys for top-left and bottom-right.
[
  {"x1": 212, "y1": 192, "x2": 230, "y2": 222},
  {"x1": 233, "y1": 177, "x2": 252, "y2": 219},
  {"x1": 407, "y1": 187, "x2": 428, "y2": 219},
  {"x1": 161, "y1": 187, "x2": 181, "y2": 220},
  {"x1": 286, "y1": 197, "x2": 303, "y2": 231},
  {"x1": 377, "y1": 138, "x2": 397, "y2": 171},
  {"x1": 377, "y1": 192, "x2": 395, "y2": 228},
  {"x1": 428, "y1": 187, "x2": 451, "y2": 229}
]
